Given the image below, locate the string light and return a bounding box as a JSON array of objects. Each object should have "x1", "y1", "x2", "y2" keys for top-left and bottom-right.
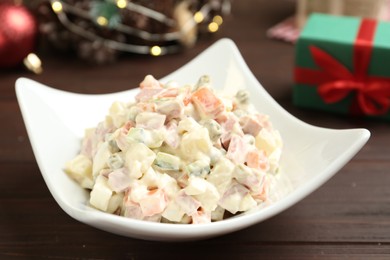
[
  {"x1": 51, "y1": 0, "x2": 63, "y2": 13},
  {"x1": 193, "y1": 11, "x2": 204, "y2": 23},
  {"x1": 116, "y1": 0, "x2": 127, "y2": 9},
  {"x1": 213, "y1": 15, "x2": 223, "y2": 25},
  {"x1": 208, "y1": 22, "x2": 219, "y2": 32},
  {"x1": 96, "y1": 16, "x2": 108, "y2": 26},
  {"x1": 23, "y1": 53, "x2": 43, "y2": 74},
  {"x1": 46, "y1": 0, "x2": 231, "y2": 56},
  {"x1": 150, "y1": 45, "x2": 162, "y2": 56}
]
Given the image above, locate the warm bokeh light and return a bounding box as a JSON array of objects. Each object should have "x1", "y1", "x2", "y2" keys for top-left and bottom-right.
[
  {"x1": 51, "y1": 1, "x2": 63, "y2": 13},
  {"x1": 23, "y1": 53, "x2": 43, "y2": 74},
  {"x1": 208, "y1": 22, "x2": 219, "y2": 32},
  {"x1": 96, "y1": 16, "x2": 108, "y2": 26},
  {"x1": 150, "y1": 45, "x2": 162, "y2": 56},
  {"x1": 193, "y1": 11, "x2": 204, "y2": 23},
  {"x1": 116, "y1": 0, "x2": 127, "y2": 9},
  {"x1": 213, "y1": 15, "x2": 223, "y2": 25}
]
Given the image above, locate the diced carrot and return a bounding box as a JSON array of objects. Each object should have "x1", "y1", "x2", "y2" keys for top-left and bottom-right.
[
  {"x1": 191, "y1": 87, "x2": 224, "y2": 118},
  {"x1": 139, "y1": 189, "x2": 167, "y2": 216},
  {"x1": 246, "y1": 149, "x2": 269, "y2": 172}
]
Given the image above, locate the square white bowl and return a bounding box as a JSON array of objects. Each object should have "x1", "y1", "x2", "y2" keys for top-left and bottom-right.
[{"x1": 16, "y1": 38, "x2": 370, "y2": 241}]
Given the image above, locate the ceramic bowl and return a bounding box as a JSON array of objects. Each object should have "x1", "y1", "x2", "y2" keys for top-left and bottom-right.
[{"x1": 16, "y1": 38, "x2": 370, "y2": 241}]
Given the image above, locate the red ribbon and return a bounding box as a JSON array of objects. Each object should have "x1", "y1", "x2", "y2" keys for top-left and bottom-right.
[{"x1": 295, "y1": 19, "x2": 390, "y2": 115}]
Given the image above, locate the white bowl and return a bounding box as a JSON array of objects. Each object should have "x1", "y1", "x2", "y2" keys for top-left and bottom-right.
[{"x1": 15, "y1": 38, "x2": 370, "y2": 241}]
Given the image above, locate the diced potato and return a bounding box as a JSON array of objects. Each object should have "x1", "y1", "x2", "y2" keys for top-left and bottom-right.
[
  {"x1": 135, "y1": 112, "x2": 166, "y2": 130},
  {"x1": 109, "y1": 101, "x2": 127, "y2": 128},
  {"x1": 129, "y1": 182, "x2": 148, "y2": 203},
  {"x1": 207, "y1": 157, "x2": 235, "y2": 194},
  {"x1": 233, "y1": 164, "x2": 264, "y2": 194},
  {"x1": 184, "y1": 176, "x2": 207, "y2": 195},
  {"x1": 125, "y1": 143, "x2": 156, "y2": 179},
  {"x1": 211, "y1": 206, "x2": 225, "y2": 221},
  {"x1": 140, "y1": 167, "x2": 159, "y2": 189},
  {"x1": 107, "y1": 192, "x2": 124, "y2": 214},
  {"x1": 92, "y1": 142, "x2": 111, "y2": 178},
  {"x1": 64, "y1": 154, "x2": 93, "y2": 189},
  {"x1": 255, "y1": 128, "x2": 282, "y2": 156},
  {"x1": 90, "y1": 175, "x2": 113, "y2": 211},
  {"x1": 218, "y1": 191, "x2": 242, "y2": 214},
  {"x1": 180, "y1": 127, "x2": 212, "y2": 161},
  {"x1": 239, "y1": 193, "x2": 257, "y2": 212},
  {"x1": 268, "y1": 148, "x2": 282, "y2": 174},
  {"x1": 157, "y1": 173, "x2": 180, "y2": 200},
  {"x1": 218, "y1": 183, "x2": 250, "y2": 214},
  {"x1": 162, "y1": 200, "x2": 186, "y2": 222},
  {"x1": 195, "y1": 188, "x2": 220, "y2": 212},
  {"x1": 177, "y1": 117, "x2": 200, "y2": 134}
]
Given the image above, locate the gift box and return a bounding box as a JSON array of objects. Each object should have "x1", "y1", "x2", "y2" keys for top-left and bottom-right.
[
  {"x1": 293, "y1": 13, "x2": 390, "y2": 120},
  {"x1": 295, "y1": 0, "x2": 388, "y2": 28}
]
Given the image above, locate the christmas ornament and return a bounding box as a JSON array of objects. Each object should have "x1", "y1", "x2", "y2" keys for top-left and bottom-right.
[
  {"x1": 0, "y1": 3, "x2": 38, "y2": 69},
  {"x1": 36, "y1": 0, "x2": 231, "y2": 64}
]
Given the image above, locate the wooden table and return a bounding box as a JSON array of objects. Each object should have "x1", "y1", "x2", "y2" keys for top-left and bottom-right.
[{"x1": 1, "y1": 1, "x2": 389, "y2": 259}]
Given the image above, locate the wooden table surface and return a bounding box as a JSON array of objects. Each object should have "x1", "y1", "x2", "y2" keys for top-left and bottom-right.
[{"x1": 1, "y1": 1, "x2": 390, "y2": 259}]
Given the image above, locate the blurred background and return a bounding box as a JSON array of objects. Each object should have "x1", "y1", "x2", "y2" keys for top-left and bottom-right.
[{"x1": 1, "y1": 1, "x2": 390, "y2": 259}]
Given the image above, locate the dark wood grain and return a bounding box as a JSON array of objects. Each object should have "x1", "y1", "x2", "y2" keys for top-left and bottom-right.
[{"x1": 1, "y1": 1, "x2": 390, "y2": 259}]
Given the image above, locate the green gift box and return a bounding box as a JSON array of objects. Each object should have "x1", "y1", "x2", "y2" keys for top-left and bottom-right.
[{"x1": 293, "y1": 13, "x2": 390, "y2": 120}]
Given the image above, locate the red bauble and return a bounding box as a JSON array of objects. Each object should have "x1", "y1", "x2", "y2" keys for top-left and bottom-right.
[{"x1": 0, "y1": 3, "x2": 37, "y2": 68}]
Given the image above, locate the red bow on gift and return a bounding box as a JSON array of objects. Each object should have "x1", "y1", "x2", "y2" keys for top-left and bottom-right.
[{"x1": 295, "y1": 19, "x2": 390, "y2": 116}]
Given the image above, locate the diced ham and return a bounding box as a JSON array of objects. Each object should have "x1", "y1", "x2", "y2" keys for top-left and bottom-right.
[
  {"x1": 164, "y1": 121, "x2": 180, "y2": 148},
  {"x1": 108, "y1": 168, "x2": 131, "y2": 193},
  {"x1": 175, "y1": 190, "x2": 201, "y2": 215},
  {"x1": 218, "y1": 183, "x2": 249, "y2": 214},
  {"x1": 135, "y1": 88, "x2": 164, "y2": 102},
  {"x1": 139, "y1": 75, "x2": 162, "y2": 89},
  {"x1": 252, "y1": 176, "x2": 270, "y2": 202},
  {"x1": 239, "y1": 115, "x2": 263, "y2": 137},
  {"x1": 256, "y1": 114, "x2": 272, "y2": 130},
  {"x1": 123, "y1": 199, "x2": 144, "y2": 220},
  {"x1": 219, "y1": 113, "x2": 244, "y2": 149},
  {"x1": 226, "y1": 135, "x2": 248, "y2": 164},
  {"x1": 156, "y1": 88, "x2": 179, "y2": 98}
]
